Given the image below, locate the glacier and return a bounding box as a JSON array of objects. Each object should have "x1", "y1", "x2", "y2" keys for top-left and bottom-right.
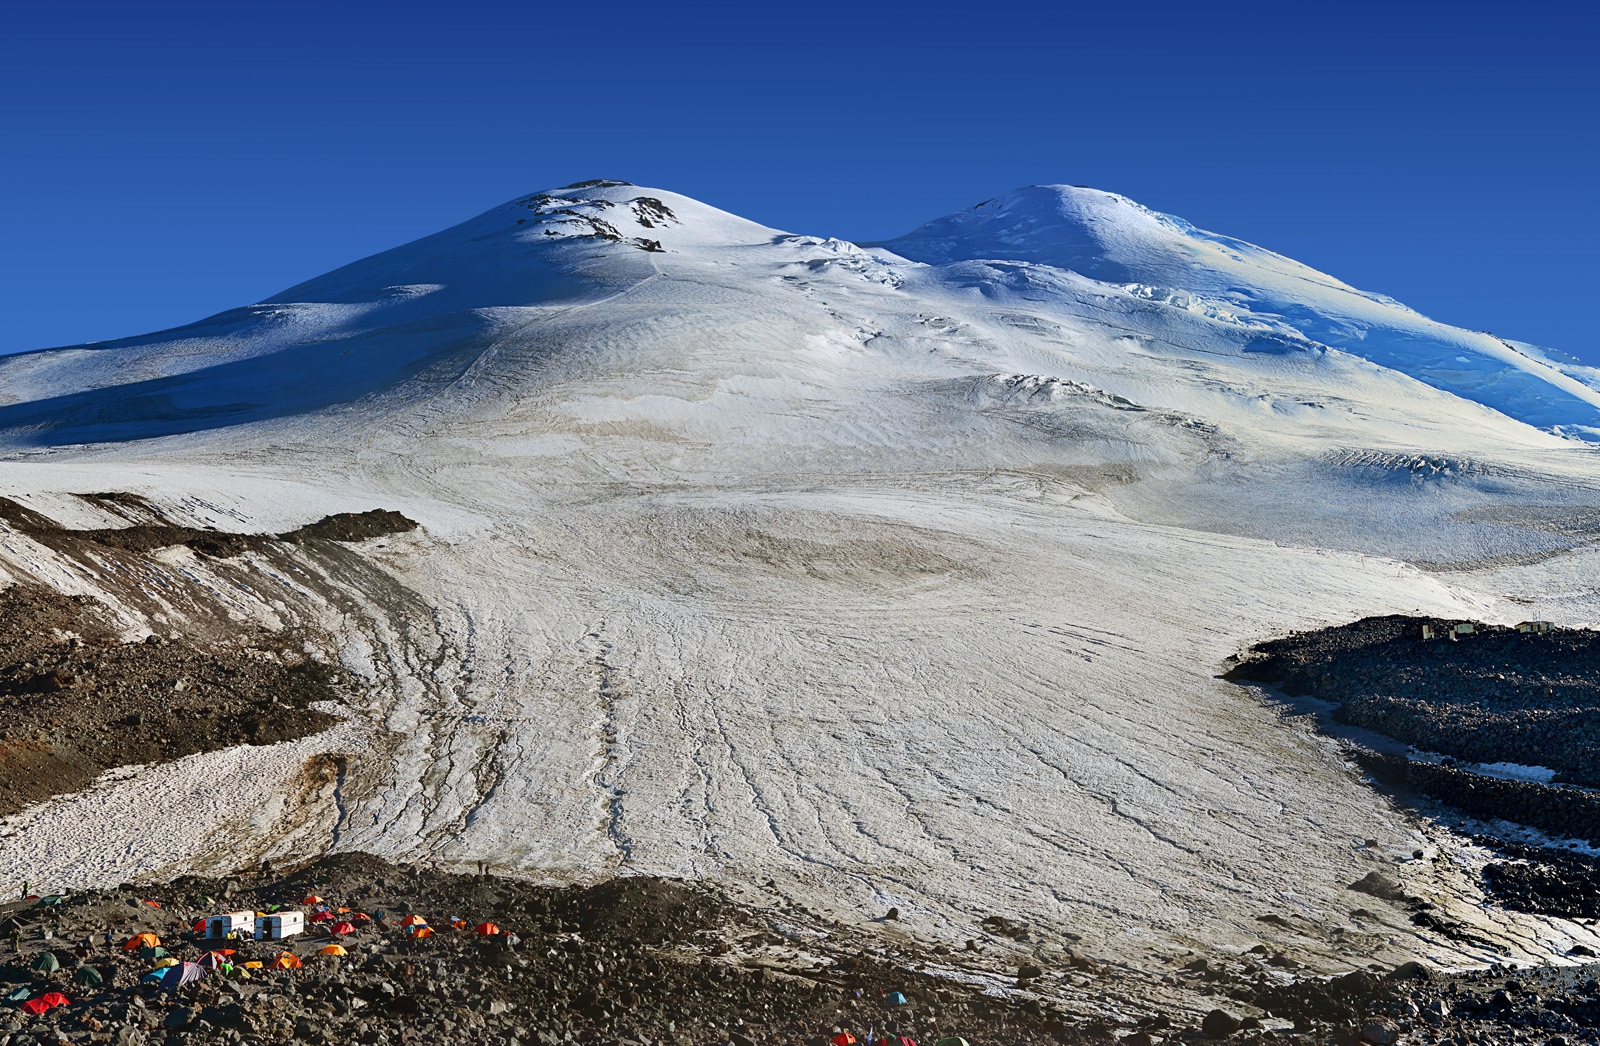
[{"x1": 2, "y1": 180, "x2": 1600, "y2": 972}]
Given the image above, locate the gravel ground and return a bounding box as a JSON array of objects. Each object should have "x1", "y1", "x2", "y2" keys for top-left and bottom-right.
[{"x1": 2, "y1": 854, "x2": 1594, "y2": 1046}]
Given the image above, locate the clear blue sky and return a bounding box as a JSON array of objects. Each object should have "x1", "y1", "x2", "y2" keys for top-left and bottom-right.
[{"x1": 3, "y1": 1, "x2": 1595, "y2": 360}]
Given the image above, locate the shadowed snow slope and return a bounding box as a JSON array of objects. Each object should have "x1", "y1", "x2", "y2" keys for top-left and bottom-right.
[{"x1": 3, "y1": 180, "x2": 1600, "y2": 971}]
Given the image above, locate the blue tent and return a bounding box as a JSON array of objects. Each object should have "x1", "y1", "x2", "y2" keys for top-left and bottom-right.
[
  {"x1": 887, "y1": 991, "x2": 909, "y2": 1005},
  {"x1": 159, "y1": 962, "x2": 208, "y2": 990}
]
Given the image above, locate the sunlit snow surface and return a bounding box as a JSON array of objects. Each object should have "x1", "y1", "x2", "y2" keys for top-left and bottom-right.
[{"x1": 3, "y1": 182, "x2": 1600, "y2": 968}]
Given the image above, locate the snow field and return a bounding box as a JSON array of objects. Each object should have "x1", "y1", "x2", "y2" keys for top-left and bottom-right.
[{"x1": 0, "y1": 182, "x2": 1598, "y2": 969}]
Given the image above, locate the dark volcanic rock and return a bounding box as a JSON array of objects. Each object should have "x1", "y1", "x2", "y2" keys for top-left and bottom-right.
[
  {"x1": 1201, "y1": 1008, "x2": 1242, "y2": 1037},
  {"x1": 1228, "y1": 615, "x2": 1600, "y2": 785},
  {"x1": 1231, "y1": 614, "x2": 1600, "y2": 926},
  {"x1": 281, "y1": 510, "x2": 418, "y2": 544}
]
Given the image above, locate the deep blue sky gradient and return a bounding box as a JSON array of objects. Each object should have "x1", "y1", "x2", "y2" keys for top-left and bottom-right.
[{"x1": 3, "y1": 1, "x2": 1596, "y2": 360}]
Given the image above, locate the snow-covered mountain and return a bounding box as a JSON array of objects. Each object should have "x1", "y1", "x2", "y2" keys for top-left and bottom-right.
[
  {"x1": 882, "y1": 185, "x2": 1600, "y2": 438},
  {"x1": 3, "y1": 180, "x2": 1600, "y2": 969}
]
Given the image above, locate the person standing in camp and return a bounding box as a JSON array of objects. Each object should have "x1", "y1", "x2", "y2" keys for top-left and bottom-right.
[{"x1": 8, "y1": 927, "x2": 18, "y2": 954}]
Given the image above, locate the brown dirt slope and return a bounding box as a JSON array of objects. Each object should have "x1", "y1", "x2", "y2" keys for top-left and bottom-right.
[
  {"x1": 0, "y1": 582, "x2": 340, "y2": 816},
  {"x1": 0, "y1": 494, "x2": 418, "y2": 815}
]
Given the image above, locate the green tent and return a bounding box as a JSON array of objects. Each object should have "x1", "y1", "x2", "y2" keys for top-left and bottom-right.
[
  {"x1": 935, "y1": 1038, "x2": 970, "y2": 1046},
  {"x1": 138, "y1": 945, "x2": 169, "y2": 960},
  {"x1": 73, "y1": 966, "x2": 104, "y2": 987},
  {"x1": 32, "y1": 952, "x2": 59, "y2": 974},
  {"x1": 5, "y1": 985, "x2": 31, "y2": 1003}
]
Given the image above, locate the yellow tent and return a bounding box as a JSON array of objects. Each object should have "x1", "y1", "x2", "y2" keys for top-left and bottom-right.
[
  {"x1": 318, "y1": 944, "x2": 348, "y2": 957},
  {"x1": 152, "y1": 957, "x2": 179, "y2": 969},
  {"x1": 273, "y1": 953, "x2": 303, "y2": 970},
  {"x1": 242, "y1": 961, "x2": 264, "y2": 969}
]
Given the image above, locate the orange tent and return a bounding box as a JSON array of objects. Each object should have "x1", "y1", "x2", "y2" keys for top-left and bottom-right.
[
  {"x1": 242, "y1": 962, "x2": 264, "y2": 970},
  {"x1": 399, "y1": 914, "x2": 428, "y2": 927},
  {"x1": 272, "y1": 953, "x2": 303, "y2": 970},
  {"x1": 450, "y1": 918, "x2": 470, "y2": 930},
  {"x1": 473, "y1": 922, "x2": 501, "y2": 936},
  {"x1": 302, "y1": 895, "x2": 323, "y2": 904},
  {"x1": 123, "y1": 933, "x2": 160, "y2": 951},
  {"x1": 318, "y1": 944, "x2": 348, "y2": 957},
  {"x1": 411, "y1": 926, "x2": 434, "y2": 939},
  {"x1": 337, "y1": 907, "x2": 351, "y2": 913}
]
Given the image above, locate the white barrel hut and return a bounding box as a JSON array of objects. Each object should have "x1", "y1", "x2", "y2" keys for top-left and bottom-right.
[
  {"x1": 254, "y1": 911, "x2": 304, "y2": 940},
  {"x1": 205, "y1": 911, "x2": 257, "y2": 939}
]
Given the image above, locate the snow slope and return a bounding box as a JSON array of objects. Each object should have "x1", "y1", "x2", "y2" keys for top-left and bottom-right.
[
  {"x1": 881, "y1": 186, "x2": 1600, "y2": 438},
  {"x1": 3, "y1": 180, "x2": 1600, "y2": 970}
]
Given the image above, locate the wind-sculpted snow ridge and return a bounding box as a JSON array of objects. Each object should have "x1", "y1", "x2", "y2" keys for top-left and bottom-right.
[
  {"x1": 4, "y1": 180, "x2": 1600, "y2": 975},
  {"x1": 881, "y1": 185, "x2": 1600, "y2": 439}
]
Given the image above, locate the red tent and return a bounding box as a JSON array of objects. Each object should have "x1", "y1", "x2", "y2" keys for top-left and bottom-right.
[
  {"x1": 474, "y1": 922, "x2": 501, "y2": 936},
  {"x1": 331, "y1": 921, "x2": 356, "y2": 935},
  {"x1": 832, "y1": 1035, "x2": 857, "y2": 1046},
  {"x1": 309, "y1": 911, "x2": 333, "y2": 923},
  {"x1": 21, "y1": 992, "x2": 69, "y2": 1015}
]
